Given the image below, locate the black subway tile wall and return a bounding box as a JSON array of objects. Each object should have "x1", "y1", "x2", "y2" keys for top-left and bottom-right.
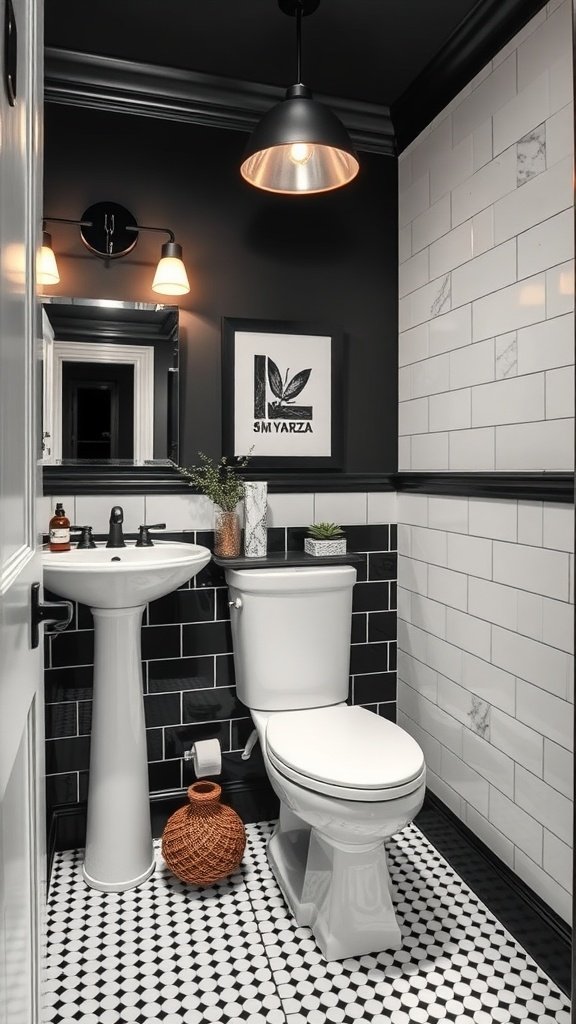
[{"x1": 44, "y1": 522, "x2": 397, "y2": 825}]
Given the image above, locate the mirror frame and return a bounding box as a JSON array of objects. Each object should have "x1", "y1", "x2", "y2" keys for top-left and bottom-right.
[{"x1": 41, "y1": 297, "x2": 182, "y2": 492}]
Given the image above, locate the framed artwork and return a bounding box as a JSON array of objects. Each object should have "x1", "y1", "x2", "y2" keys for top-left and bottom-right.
[{"x1": 222, "y1": 317, "x2": 343, "y2": 470}]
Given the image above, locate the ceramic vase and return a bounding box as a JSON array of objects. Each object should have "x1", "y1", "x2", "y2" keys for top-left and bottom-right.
[{"x1": 244, "y1": 481, "x2": 267, "y2": 558}]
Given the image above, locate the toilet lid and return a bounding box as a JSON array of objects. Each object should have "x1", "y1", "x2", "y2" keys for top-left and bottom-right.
[{"x1": 266, "y1": 705, "x2": 425, "y2": 793}]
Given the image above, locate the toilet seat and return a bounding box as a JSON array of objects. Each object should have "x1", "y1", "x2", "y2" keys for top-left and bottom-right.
[{"x1": 266, "y1": 705, "x2": 426, "y2": 803}]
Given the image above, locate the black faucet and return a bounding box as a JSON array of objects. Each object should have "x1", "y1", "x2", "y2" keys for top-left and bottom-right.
[{"x1": 106, "y1": 506, "x2": 126, "y2": 548}]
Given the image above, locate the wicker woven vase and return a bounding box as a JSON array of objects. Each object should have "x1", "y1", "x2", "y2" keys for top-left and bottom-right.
[{"x1": 161, "y1": 781, "x2": 246, "y2": 885}]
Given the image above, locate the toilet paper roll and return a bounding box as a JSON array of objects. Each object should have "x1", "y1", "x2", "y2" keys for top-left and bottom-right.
[{"x1": 192, "y1": 738, "x2": 222, "y2": 778}]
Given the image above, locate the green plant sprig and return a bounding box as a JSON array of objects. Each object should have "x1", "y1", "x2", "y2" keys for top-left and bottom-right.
[
  {"x1": 176, "y1": 450, "x2": 252, "y2": 513},
  {"x1": 307, "y1": 522, "x2": 345, "y2": 540}
]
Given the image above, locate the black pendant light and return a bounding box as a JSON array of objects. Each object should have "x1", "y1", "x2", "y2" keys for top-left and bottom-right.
[{"x1": 241, "y1": 0, "x2": 359, "y2": 195}]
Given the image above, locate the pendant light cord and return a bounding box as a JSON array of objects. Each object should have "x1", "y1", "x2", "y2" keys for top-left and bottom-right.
[{"x1": 296, "y1": 0, "x2": 303, "y2": 84}]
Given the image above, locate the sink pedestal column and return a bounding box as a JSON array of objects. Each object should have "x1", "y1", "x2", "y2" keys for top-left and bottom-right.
[{"x1": 82, "y1": 605, "x2": 154, "y2": 892}]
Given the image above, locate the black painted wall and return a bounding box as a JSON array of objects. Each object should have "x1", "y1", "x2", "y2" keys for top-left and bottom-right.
[
  {"x1": 43, "y1": 105, "x2": 398, "y2": 472},
  {"x1": 45, "y1": 523, "x2": 398, "y2": 841}
]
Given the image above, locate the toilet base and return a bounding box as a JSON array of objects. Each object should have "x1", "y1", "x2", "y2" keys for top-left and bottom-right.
[{"x1": 268, "y1": 813, "x2": 402, "y2": 961}]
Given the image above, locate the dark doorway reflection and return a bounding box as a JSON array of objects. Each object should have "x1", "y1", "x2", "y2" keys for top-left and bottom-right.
[{"x1": 62, "y1": 362, "x2": 134, "y2": 459}]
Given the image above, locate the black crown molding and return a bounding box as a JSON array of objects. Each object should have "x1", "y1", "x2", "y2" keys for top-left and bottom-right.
[
  {"x1": 45, "y1": 0, "x2": 549, "y2": 161},
  {"x1": 391, "y1": 0, "x2": 548, "y2": 152},
  {"x1": 43, "y1": 47, "x2": 395, "y2": 157},
  {"x1": 42, "y1": 465, "x2": 574, "y2": 503}
]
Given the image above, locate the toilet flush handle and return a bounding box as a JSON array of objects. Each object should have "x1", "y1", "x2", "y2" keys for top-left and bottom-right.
[{"x1": 228, "y1": 597, "x2": 242, "y2": 609}]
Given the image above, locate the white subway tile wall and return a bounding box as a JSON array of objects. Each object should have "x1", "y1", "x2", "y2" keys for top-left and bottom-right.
[
  {"x1": 50, "y1": 493, "x2": 394, "y2": 535},
  {"x1": 398, "y1": 1, "x2": 574, "y2": 473},
  {"x1": 397, "y1": 8, "x2": 574, "y2": 922},
  {"x1": 42, "y1": 492, "x2": 396, "y2": 538},
  {"x1": 75, "y1": 495, "x2": 147, "y2": 535},
  {"x1": 397, "y1": 494, "x2": 574, "y2": 923}
]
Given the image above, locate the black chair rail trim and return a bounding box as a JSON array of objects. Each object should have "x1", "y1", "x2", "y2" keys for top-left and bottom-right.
[
  {"x1": 42, "y1": 466, "x2": 574, "y2": 503},
  {"x1": 395, "y1": 472, "x2": 574, "y2": 503}
]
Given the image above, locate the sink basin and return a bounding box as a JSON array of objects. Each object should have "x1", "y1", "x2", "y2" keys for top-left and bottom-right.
[
  {"x1": 43, "y1": 541, "x2": 211, "y2": 608},
  {"x1": 41, "y1": 540, "x2": 211, "y2": 893}
]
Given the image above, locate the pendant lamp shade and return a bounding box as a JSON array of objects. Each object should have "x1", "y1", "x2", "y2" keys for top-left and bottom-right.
[{"x1": 241, "y1": 84, "x2": 359, "y2": 194}]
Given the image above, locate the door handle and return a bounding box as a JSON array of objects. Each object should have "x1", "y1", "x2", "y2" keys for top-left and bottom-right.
[{"x1": 30, "y1": 582, "x2": 74, "y2": 649}]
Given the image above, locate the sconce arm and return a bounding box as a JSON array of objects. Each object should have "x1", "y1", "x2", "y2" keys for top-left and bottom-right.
[
  {"x1": 42, "y1": 215, "x2": 176, "y2": 242},
  {"x1": 43, "y1": 216, "x2": 93, "y2": 229},
  {"x1": 126, "y1": 224, "x2": 175, "y2": 243}
]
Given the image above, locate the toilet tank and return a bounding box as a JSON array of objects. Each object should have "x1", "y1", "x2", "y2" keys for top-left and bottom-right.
[{"x1": 225, "y1": 565, "x2": 357, "y2": 711}]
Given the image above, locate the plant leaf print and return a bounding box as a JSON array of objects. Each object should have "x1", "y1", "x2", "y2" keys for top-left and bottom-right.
[
  {"x1": 267, "y1": 358, "x2": 284, "y2": 400},
  {"x1": 283, "y1": 368, "x2": 311, "y2": 401}
]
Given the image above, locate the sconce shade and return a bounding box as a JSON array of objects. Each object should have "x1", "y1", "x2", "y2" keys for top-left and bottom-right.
[
  {"x1": 37, "y1": 231, "x2": 60, "y2": 285},
  {"x1": 152, "y1": 241, "x2": 190, "y2": 296},
  {"x1": 240, "y1": 85, "x2": 359, "y2": 195}
]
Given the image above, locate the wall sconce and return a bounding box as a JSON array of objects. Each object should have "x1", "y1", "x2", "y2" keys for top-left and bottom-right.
[
  {"x1": 38, "y1": 201, "x2": 190, "y2": 296},
  {"x1": 240, "y1": 0, "x2": 359, "y2": 195}
]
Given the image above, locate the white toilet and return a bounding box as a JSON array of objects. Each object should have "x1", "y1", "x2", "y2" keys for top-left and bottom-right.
[{"x1": 225, "y1": 564, "x2": 426, "y2": 961}]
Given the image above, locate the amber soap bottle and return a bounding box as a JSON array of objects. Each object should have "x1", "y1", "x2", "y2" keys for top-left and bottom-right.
[{"x1": 49, "y1": 502, "x2": 71, "y2": 552}]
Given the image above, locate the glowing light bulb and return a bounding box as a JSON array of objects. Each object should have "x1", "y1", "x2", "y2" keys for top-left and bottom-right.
[{"x1": 289, "y1": 143, "x2": 314, "y2": 166}]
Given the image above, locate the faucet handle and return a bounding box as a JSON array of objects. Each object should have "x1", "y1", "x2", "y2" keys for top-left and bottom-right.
[
  {"x1": 136, "y1": 523, "x2": 166, "y2": 547},
  {"x1": 71, "y1": 525, "x2": 96, "y2": 549}
]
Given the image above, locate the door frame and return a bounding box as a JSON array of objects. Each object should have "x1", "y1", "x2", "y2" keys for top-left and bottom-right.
[{"x1": 51, "y1": 341, "x2": 154, "y2": 462}]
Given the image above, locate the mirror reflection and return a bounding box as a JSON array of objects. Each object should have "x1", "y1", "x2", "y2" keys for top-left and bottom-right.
[{"x1": 41, "y1": 297, "x2": 179, "y2": 465}]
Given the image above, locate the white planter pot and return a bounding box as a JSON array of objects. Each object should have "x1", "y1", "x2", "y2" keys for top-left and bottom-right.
[{"x1": 304, "y1": 538, "x2": 347, "y2": 556}]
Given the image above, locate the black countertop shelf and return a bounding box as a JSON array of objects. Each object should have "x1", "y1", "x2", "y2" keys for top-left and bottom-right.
[{"x1": 212, "y1": 550, "x2": 365, "y2": 570}]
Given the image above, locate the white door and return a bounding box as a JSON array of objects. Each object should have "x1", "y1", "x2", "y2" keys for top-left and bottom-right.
[{"x1": 0, "y1": 0, "x2": 45, "y2": 1021}]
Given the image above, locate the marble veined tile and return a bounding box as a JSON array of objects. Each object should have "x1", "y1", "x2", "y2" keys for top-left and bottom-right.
[
  {"x1": 469, "y1": 694, "x2": 491, "y2": 738},
  {"x1": 517, "y1": 123, "x2": 546, "y2": 186},
  {"x1": 431, "y1": 274, "x2": 451, "y2": 318},
  {"x1": 495, "y1": 331, "x2": 518, "y2": 379}
]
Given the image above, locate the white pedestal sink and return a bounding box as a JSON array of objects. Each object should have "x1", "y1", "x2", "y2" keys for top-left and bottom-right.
[{"x1": 43, "y1": 541, "x2": 211, "y2": 891}]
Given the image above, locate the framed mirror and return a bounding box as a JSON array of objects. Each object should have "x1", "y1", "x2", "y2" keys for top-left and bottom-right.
[{"x1": 41, "y1": 297, "x2": 181, "y2": 491}]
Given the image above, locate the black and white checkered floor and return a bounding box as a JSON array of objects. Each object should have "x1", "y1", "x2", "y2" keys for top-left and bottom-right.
[{"x1": 44, "y1": 821, "x2": 570, "y2": 1024}]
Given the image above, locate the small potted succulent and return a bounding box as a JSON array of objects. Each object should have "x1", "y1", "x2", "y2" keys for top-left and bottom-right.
[{"x1": 304, "y1": 522, "x2": 347, "y2": 557}]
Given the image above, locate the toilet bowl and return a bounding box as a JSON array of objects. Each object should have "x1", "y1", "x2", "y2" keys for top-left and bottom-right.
[
  {"x1": 251, "y1": 704, "x2": 425, "y2": 960},
  {"x1": 225, "y1": 565, "x2": 426, "y2": 961}
]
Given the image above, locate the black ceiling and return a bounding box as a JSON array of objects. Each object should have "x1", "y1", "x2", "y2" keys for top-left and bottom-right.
[{"x1": 45, "y1": 0, "x2": 482, "y2": 107}]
